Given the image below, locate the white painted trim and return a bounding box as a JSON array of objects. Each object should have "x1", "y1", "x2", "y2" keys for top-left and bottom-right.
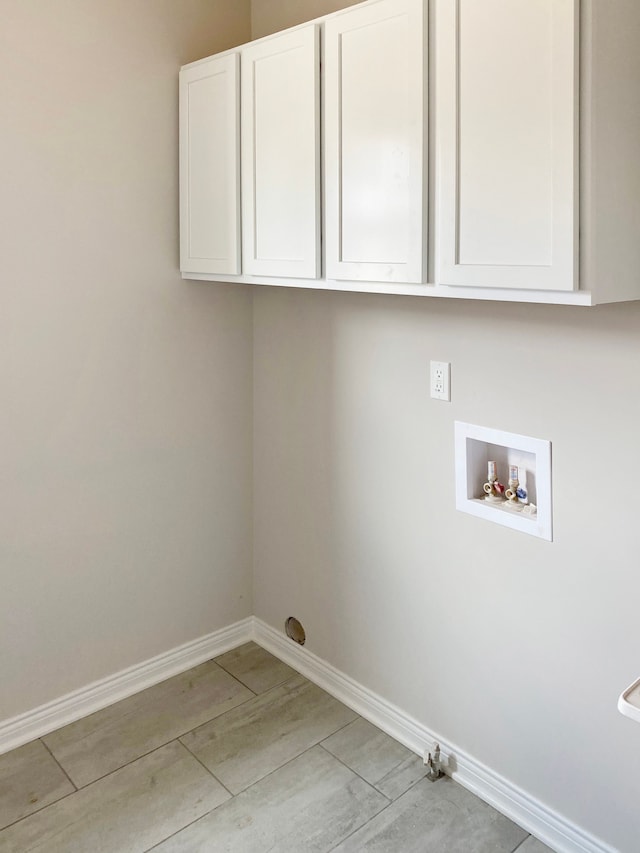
[
  {"x1": 252, "y1": 617, "x2": 615, "y2": 853},
  {"x1": 0, "y1": 618, "x2": 253, "y2": 756},
  {"x1": 181, "y1": 273, "x2": 595, "y2": 305},
  {"x1": 0, "y1": 614, "x2": 615, "y2": 852}
]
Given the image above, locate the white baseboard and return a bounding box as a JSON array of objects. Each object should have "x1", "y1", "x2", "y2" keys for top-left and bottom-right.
[
  {"x1": 252, "y1": 618, "x2": 615, "y2": 853},
  {"x1": 0, "y1": 617, "x2": 253, "y2": 756},
  {"x1": 0, "y1": 615, "x2": 614, "y2": 853}
]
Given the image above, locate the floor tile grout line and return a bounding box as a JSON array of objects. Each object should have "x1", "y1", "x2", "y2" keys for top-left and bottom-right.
[
  {"x1": 2, "y1": 668, "x2": 347, "y2": 830},
  {"x1": 177, "y1": 671, "x2": 347, "y2": 770},
  {"x1": 317, "y1": 743, "x2": 392, "y2": 805},
  {"x1": 39, "y1": 738, "x2": 78, "y2": 791},
  {"x1": 208, "y1": 657, "x2": 260, "y2": 698},
  {"x1": 143, "y1": 737, "x2": 402, "y2": 853},
  {"x1": 0, "y1": 739, "x2": 201, "y2": 836},
  {"x1": 0, "y1": 734, "x2": 239, "y2": 846},
  {"x1": 53, "y1": 658, "x2": 344, "y2": 792},
  {"x1": 0, "y1": 741, "x2": 83, "y2": 834},
  {"x1": 376, "y1": 757, "x2": 422, "y2": 790},
  {"x1": 41, "y1": 729, "x2": 223, "y2": 792},
  {"x1": 318, "y1": 741, "x2": 431, "y2": 805},
  {"x1": 141, "y1": 737, "x2": 372, "y2": 853},
  {"x1": 318, "y1": 720, "x2": 430, "y2": 803},
  {"x1": 0, "y1": 775, "x2": 79, "y2": 835},
  {"x1": 318, "y1": 716, "x2": 361, "y2": 745},
  {"x1": 512, "y1": 835, "x2": 533, "y2": 852},
  {"x1": 1, "y1": 763, "x2": 93, "y2": 837},
  {"x1": 0, "y1": 735, "x2": 380, "y2": 846},
  {"x1": 36, "y1": 685, "x2": 262, "y2": 793},
  {"x1": 2, "y1": 675, "x2": 373, "y2": 835},
  {"x1": 325, "y1": 796, "x2": 394, "y2": 853},
  {"x1": 212, "y1": 646, "x2": 296, "y2": 695},
  {"x1": 141, "y1": 788, "x2": 230, "y2": 853},
  {"x1": 377, "y1": 763, "x2": 432, "y2": 800},
  {"x1": 32, "y1": 662, "x2": 258, "y2": 784},
  {"x1": 213, "y1": 665, "x2": 293, "y2": 695},
  {"x1": 178, "y1": 739, "x2": 235, "y2": 799},
  {"x1": 218, "y1": 729, "x2": 365, "y2": 800}
]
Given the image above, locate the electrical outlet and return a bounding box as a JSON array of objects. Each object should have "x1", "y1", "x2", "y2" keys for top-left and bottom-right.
[{"x1": 430, "y1": 361, "x2": 451, "y2": 401}]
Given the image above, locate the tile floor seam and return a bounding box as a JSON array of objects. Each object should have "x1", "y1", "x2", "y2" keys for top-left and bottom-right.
[
  {"x1": 38, "y1": 738, "x2": 78, "y2": 793},
  {"x1": 244, "y1": 672, "x2": 307, "y2": 695},
  {"x1": 231, "y1": 738, "x2": 353, "y2": 797},
  {"x1": 318, "y1": 716, "x2": 364, "y2": 748},
  {"x1": 140, "y1": 741, "x2": 370, "y2": 853},
  {"x1": 0, "y1": 769, "x2": 87, "y2": 837},
  {"x1": 323, "y1": 775, "x2": 530, "y2": 853},
  {"x1": 316, "y1": 742, "x2": 393, "y2": 805},
  {"x1": 325, "y1": 796, "x2": 394, "y2": 853},
  {"x1": 209, "y1": 665, "x2": 260, "y2": 699},
  {"x1": 212, "y1": 659, "x2": 292, "y2": 695},
  {"x1": 38, "y1": 662, "x2": 257, "y2": 779},
  {"x1": 377, "y1": 764, "x2": 432, "y2": 800},
  {"x1": 141, "y1": 810, "x2": 212, "y2": 853},
  {"x1": 142, "y1": 741, "x2": 393, "y2": 853},
  {"x1": 57, "y1": 738, "x2": 191, "y2": 791},
  {"x1": 178, "y1": 738, "x2": 235, "y2": 799},
  {"x1": 143, "y1": 826, "x2": 187, "y2": 853},
  {"x1": 319, "y1": 719, "x2": 431, "y2": 803},
  {"x1": 44, "y1": 681, "x2": 262, "y2": 791},
  {"x1": 182, "y1": 670, "x2": 306, "y2": 729},
  {"x1": 177, "y1": 675, "x2": 357, "y2": 795},
  {"x1": 0, "y1": 740, "x2": 229, "y2": 853},
  {"x1": 211, "y1": 661, "x2": 256, "y2": 692},
  {"x1": 0, "y1": 745, "x2": 78, "y2": 835},
  {"x1": 22, "y1": 737, "x2": 207, "y2": 804},
  {"x1": 0, "y1": 787, "x2": 78, "y2": 836}
]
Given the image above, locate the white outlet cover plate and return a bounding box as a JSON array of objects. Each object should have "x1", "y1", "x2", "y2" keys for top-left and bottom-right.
[{"x1": 430, "y1": 361, "x2": 450, "y2": 401}]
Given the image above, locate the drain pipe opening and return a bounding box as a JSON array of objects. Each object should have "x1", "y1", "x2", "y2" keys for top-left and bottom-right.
[{"x1": 285, "y1": 617, "x2": 306, "y2": 645}]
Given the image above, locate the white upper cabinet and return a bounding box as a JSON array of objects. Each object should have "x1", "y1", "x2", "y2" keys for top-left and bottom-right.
[
  {"x1": 179, "y1": 53, "x2": 240, "y2": 276},
  {"x1": 324, "y1": 0, "x2": 426, "y2": 283},
  {"x1": 435, "y1": 0, "x2": 579, "y2": 291},
  {"x1": 241, "y1": 25, "x2": 321, "y2": 279},
  {"x1": 179, "y1": 0, "x2": 640, "y2": 305}
]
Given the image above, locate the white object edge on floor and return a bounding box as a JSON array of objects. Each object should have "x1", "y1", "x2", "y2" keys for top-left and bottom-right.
[
  {"x1": 0, "y1": 615, "x2": 615, "y2": 853},
  {"x1": 0, "y1": 617, "x2": 253, "y2": 755},
  {"x1": 618, "y1": 677, "x2": 640, "y2": 723}
]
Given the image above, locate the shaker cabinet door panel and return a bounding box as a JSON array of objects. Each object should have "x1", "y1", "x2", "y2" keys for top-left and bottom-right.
[
  {"x1": 179, "y1": 54, "x2": 240, "y2": 276},
  {"x1": 435, "y1": 0, "x2": 578, "y2": 291},
  {"x1": 324, "y1": 0, "x2": 426, "y2": 284},
  {"x1": 241, "y1": 25, "x2": 321, "y2": 279}
]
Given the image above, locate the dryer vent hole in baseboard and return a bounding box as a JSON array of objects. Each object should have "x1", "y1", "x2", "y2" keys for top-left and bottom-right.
[{"x1": 285, "y1": 617, "x2": 306, "y2": 645}]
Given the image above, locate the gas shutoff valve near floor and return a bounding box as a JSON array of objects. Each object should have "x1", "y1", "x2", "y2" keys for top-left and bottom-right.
[{"x1": 425, "y1": 743, "x2": 444, "y2": 781}]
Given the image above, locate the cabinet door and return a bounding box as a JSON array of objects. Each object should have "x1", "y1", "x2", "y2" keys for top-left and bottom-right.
[
  {"x1": 179, "y1": 54, "x2": 240, "y2": 276},
  {"x1": 241, "y1": 25, "x2": 320, "y2": 279},
  {"x1": 435, "y1": 0, "x2": 578, "y2": 291},
  {"x1": 324, "y1": 0, "x2": 426, "y2": 284}
]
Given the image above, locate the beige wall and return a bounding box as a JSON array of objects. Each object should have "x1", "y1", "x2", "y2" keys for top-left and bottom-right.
[
  {"x1": 252, "y1": 0, "x2": 361, "y2": 37},
  {"x1": 251, "y1": 1, "x2": 640, "y2": 851},
  {"x1": 0, "y1": 0, "x2": 253, "y2": 719},
  {"x1": 4, "y1": 0, "x2": 640, "y2": 848}
]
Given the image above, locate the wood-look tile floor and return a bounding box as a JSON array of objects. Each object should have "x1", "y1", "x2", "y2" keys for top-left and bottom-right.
[{"x1": 0, "y1": 643, "x2": 554, "y2": 852}]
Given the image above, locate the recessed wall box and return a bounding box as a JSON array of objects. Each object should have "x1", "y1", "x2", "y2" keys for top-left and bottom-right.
[{"x1": 454, "y1": 422, "x2": 552, "y2": 541}]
